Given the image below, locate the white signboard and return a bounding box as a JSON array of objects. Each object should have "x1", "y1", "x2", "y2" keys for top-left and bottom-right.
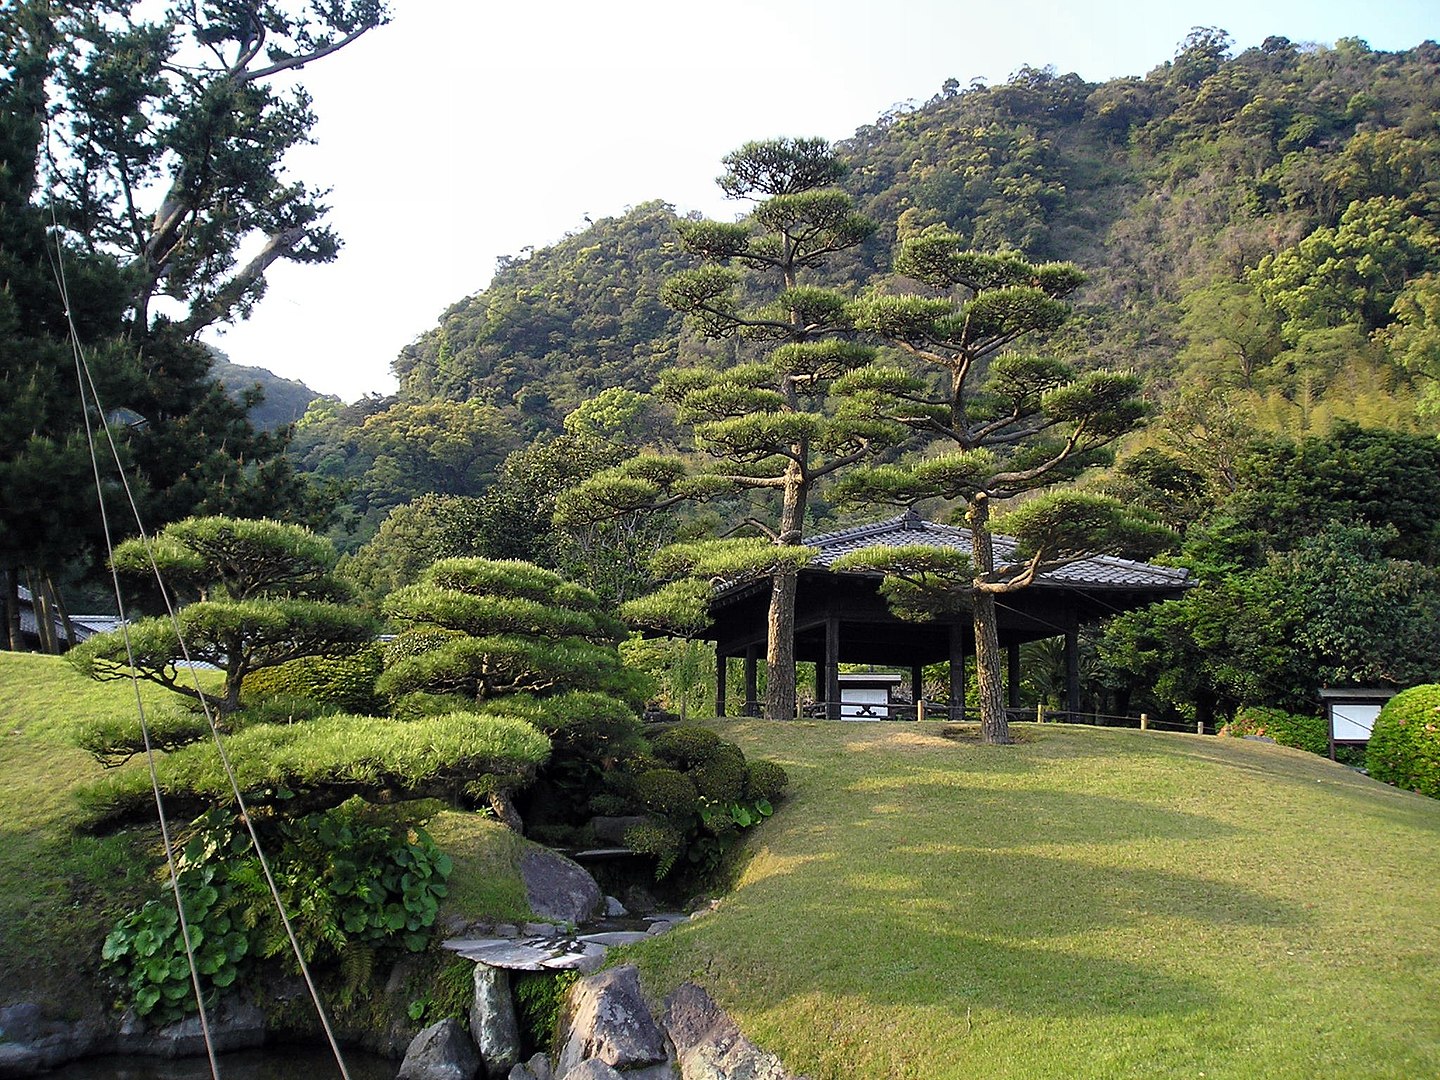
[
  {"x1": 841, "y1": 687, "x2": 890, "y2": 719},
  {"x1": 1331, "y1": 703, "x2": 1381, "y2": 742}
]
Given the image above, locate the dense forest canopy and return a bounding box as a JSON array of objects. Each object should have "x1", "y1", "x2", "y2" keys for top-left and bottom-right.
[{"x1": 291, "y1": 31, "x2": 1439, "y2": 550}]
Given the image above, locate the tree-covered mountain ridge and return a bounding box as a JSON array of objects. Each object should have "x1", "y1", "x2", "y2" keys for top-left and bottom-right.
[{"x1": 390, "y1": 31, "x2": 1440, "y2": 438}]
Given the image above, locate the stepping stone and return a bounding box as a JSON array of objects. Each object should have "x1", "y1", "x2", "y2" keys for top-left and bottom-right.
[
  {"x1": 539, "y1": 942, "x2": 608, "y2": 973},
  {"x1": 578, "y1": 931, "x2": 652, "y2": 947},
  {"x1": 443, "y1": 938, "x2": 559, "y2": 971}
]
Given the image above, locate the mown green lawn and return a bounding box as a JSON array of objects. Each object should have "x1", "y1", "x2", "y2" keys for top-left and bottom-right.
[{"x1": 628, "y1": 720, "x2": 1440, "y2": 1080}]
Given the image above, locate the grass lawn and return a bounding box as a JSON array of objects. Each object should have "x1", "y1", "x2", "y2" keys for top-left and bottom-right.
[{"x1": 628, "y1": 719, "x2": 1440, "y2": 1080}]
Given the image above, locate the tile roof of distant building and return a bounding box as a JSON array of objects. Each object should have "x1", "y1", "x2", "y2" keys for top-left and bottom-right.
[{"x1": 806, "y1": 509, "x2": 1190, "y2": 590}]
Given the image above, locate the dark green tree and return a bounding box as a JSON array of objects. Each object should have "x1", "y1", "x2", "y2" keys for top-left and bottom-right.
[
  {"x1": 70, "y1": 516, "x2": 374, "y2": 715},
  {"x1": 1, "y1": 1, "x2": 385, "y2": 638},
  {"x1": 564, "y1": 138, "x2": 904, "y2": 720},
  {"x1": 841, "y1": 230, "x2": 1153, "y2": 742},
  {"x1": 1100, "y1": 523, "x2": 1440, "y2": 720},
  {"x1": 377, "y1": 558, "x2": 651, "y2": 828}
]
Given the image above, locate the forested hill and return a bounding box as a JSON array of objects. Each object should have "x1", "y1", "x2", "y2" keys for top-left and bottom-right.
[
  {"x1": 292, "y1": 32, "x2": 1440, "y2": 551},
  {"x1": 392, "y1": 200, "x2": 697, "y2": 425},
  {"x1": 385, "y1": 32, "x2": 1440, "y2": 433}
]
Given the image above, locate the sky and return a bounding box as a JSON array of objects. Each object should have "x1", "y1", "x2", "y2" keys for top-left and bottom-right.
[{"x1": 198, "y1": 0, "x2": 1440, "y2": 402}]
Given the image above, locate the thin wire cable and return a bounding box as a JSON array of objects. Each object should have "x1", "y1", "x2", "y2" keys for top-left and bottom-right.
[
  {"x1": 43, "y1": 172, "x2": 352, "y2": 1078},
  {"x1": 47, "y1": 212, "x2": 222, "y2": 1080},
  {"x1": 59, "y1": 287, "x2": 355, "y2": 1080}
]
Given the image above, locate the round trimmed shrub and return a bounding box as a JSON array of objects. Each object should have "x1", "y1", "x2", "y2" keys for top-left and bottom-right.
[
  {"x1": 691, "y1": 745, "x2": 747, "y2": 804},
  {"x1": 383, "y1": 627, "x2": 465, "y2": 664},
  {"x1": 650, "y1": 725, "x2": 722, "y2": 769},
  {"x1": 633, "y1": 768, "x2": 699, "y2": 819},
  {"x1": 1366, "y1": 684, "x2": 1440, "y2": 798},
  {"x1": 744, "y1": 760, "x2": 789, "y2": 803},
  {"x1": 1220, "y1": 705, "x2": 1328, "y2": 756}
]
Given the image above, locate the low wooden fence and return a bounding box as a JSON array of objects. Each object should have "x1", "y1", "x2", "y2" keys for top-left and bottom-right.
[{"x1": 798, "y1": 701, "x2": 1210, "y2": 733}]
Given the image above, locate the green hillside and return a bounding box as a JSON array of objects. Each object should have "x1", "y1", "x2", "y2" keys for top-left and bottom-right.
[
  {"x1": 631, "y1": 718, "x2": 1440, "y2": 1080},
  {"x1": 379, "y1": 34, "x2": 1440, "y2": 427},
  {"x1": 288, "y1": 34, "x2": 1440, "y2": 553}
]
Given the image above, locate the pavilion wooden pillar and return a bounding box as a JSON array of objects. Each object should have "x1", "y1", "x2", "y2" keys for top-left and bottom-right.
[
  {"x1": 1006, "y1": 642, "x2": 1021, "y2": 710},
  {"x1": 825, "y1": 615, "x2": 841, "y2": 720},
  {"x1": 743, "y1": 645, "x2": 759, "y2": 717},
  {"x1": 1064, "y1": 621, "x2": 1081, "y2": 720},
  {"x1": 948, "y1": 622, "x2": 965, "y2": 722},
  {"x1": 715, "y1": 651, "x2": 727, "y2": 718}
]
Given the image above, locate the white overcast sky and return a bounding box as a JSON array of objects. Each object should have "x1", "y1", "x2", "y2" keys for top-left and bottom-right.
[{"x1": 199, "y1": 0, "x2": 1440, "y2": 402}]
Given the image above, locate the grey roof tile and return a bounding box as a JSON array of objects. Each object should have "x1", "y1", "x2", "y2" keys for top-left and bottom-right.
[{"x1": 807, "y1": 510, "x2": 1190, "y2": 590}]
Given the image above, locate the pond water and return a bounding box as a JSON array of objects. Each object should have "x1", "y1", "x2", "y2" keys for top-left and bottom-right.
[{"x1": 45, "y1": 1046, "x2": 397, "y2": 1080}]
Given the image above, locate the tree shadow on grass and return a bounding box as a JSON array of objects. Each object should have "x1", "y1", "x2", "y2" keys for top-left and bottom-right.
[{"x1": 663, "y1": 779, "x2": 1306, "y2": 1025}]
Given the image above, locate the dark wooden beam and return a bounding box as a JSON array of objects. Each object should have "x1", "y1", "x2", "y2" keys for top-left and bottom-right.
[
  {"x1": 949, "y1": 622, "x2": 965, "y2": 722},
  {"x1": 1065, "y1": 621, "x2": 1080, "y2": 720},
  {"x1": 825, "y1": 615, "x2": 841, "y2": 720},
  {"x1": 1007, "y1": 642, "x2": 1021, "y2": 710},
  {"x1": 715, "y1": 651, "x2": 727, "y2": 718}
]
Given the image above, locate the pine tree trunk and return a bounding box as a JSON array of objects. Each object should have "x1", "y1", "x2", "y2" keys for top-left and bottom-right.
[
  {"x1": 968, "y1": 495, "x2": 1011, "y2": 744},
  {"x1": 3, "y1": 569, "x2": 22, "y2": 652},
  {"x1": 24, "y1": 569, "x2": 56, "y2": 654},
  {"x1": 45, "y1": 574, "x2": 77, "y2": 652},
  {"x1": 764, "y1": 567, "x2": 798, "y2": 720},
  {"x1": 764, "y1": 465, "x2": 807, "y2": 721}
]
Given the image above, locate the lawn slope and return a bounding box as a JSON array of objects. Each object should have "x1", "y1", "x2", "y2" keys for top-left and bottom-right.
[{"x1": 631, "y1": 720, "x2": 1440, "y2": 1080}]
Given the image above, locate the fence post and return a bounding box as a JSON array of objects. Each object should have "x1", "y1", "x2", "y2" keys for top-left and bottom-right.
[
  {"x1": 1140, "y1": 713, "x2": 1149, "y2": 731},
  {"x1": 1036, "y1": 703, "x2": 1044, "y2": 724},
  {"x1": 1196, "y1": 719, "x2": 1204, "y2": 735},
  {"x1": 917, "y1": 699, "x2": 925, "y2": 723}
]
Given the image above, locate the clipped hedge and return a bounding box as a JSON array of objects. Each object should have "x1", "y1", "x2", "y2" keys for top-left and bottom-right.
[
  {"x1": 242, "y1": 645, "x2": 385, "y2": 714},
  {"x1": 1220, "y1": 706, "x2": 1329, "y2": 756},
  {"x1": 1366, "y1": 684, "x2": 1440, "y2": 799},
  {"x1": 650, "y1": 725, "x2": 723, "y2": 770},
  {"x1": 78, "y1": 711, "x2": 552, "y2": 825},
  {"x1": 744, "y1": 759, "x2": 790, "y2": 803},
  {"x1": 633, "y1": 768, "x2": 700, "y2": 819}
]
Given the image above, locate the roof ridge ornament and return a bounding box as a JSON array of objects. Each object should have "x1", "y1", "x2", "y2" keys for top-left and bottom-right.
[{"x1": 901, "y1": 506, "x2": 924, "y2": 530}]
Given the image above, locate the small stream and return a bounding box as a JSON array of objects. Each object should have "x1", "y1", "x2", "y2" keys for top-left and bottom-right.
[{"x1": 43, "y1": 1045, "x2": 397, "y2": 1080}]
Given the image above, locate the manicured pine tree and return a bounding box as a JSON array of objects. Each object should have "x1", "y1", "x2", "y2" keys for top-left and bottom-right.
[
  {"x1": 838, "y1": 227, "x2": 1161, "y2": 743},
  {"x1": 562, "y1": 138, "x2": 905, "y2": 720}
]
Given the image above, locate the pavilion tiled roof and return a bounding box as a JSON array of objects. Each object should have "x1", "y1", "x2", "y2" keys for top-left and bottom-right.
[{"x1": 805, "y1": 510, "x2": 1191, "y2": 591}]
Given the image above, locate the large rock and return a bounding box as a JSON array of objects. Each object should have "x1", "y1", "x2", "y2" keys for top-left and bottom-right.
[
  {"x1": 471, "y1": 964, "x2": 521, "y2": 1079},
  {"x1": 520, "y1": 848, "x2": 603, "y2": 924},
  {"x1": 663, "y1": 983, "x2": 794, "y2": 1080},
  {"x1": 508, "y1": 1053, "x2": 555, "y2": 1080},
  {"x1": 0, "y1": 1005, "x2": 43, "y2": 1045},
  {"x1": 555, "y1": 965, "x2": 668, "y2": 1076},
  {"x1": 113, "y1": 999, "x2": 267, "y2": 1057},
  {"x1": 398, "y1": 1017, "x2": 481, "y2": 1080},
  {"x1": 561, "y1": 1062, "x2": 625, "y2": 1080}
]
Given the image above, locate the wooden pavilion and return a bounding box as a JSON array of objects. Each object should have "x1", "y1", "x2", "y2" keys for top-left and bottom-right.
[{"x1": 703, "y1": 510, "x2": 1193, "y2": 720}]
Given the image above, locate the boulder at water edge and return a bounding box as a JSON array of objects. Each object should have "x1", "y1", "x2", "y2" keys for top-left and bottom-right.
[
  {"x1": 554, "y1": 965, "x2": 668, "y2": 1076},
  {"x1": 398, "y1": 1017, "x2": 481, "y2": 1080},
  {"x1": 520, "y1": 848, "x2": 603, "y2": 924},
  {"x1": 471, "y1": 964, "x2": 521, "y2": 1079}
]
